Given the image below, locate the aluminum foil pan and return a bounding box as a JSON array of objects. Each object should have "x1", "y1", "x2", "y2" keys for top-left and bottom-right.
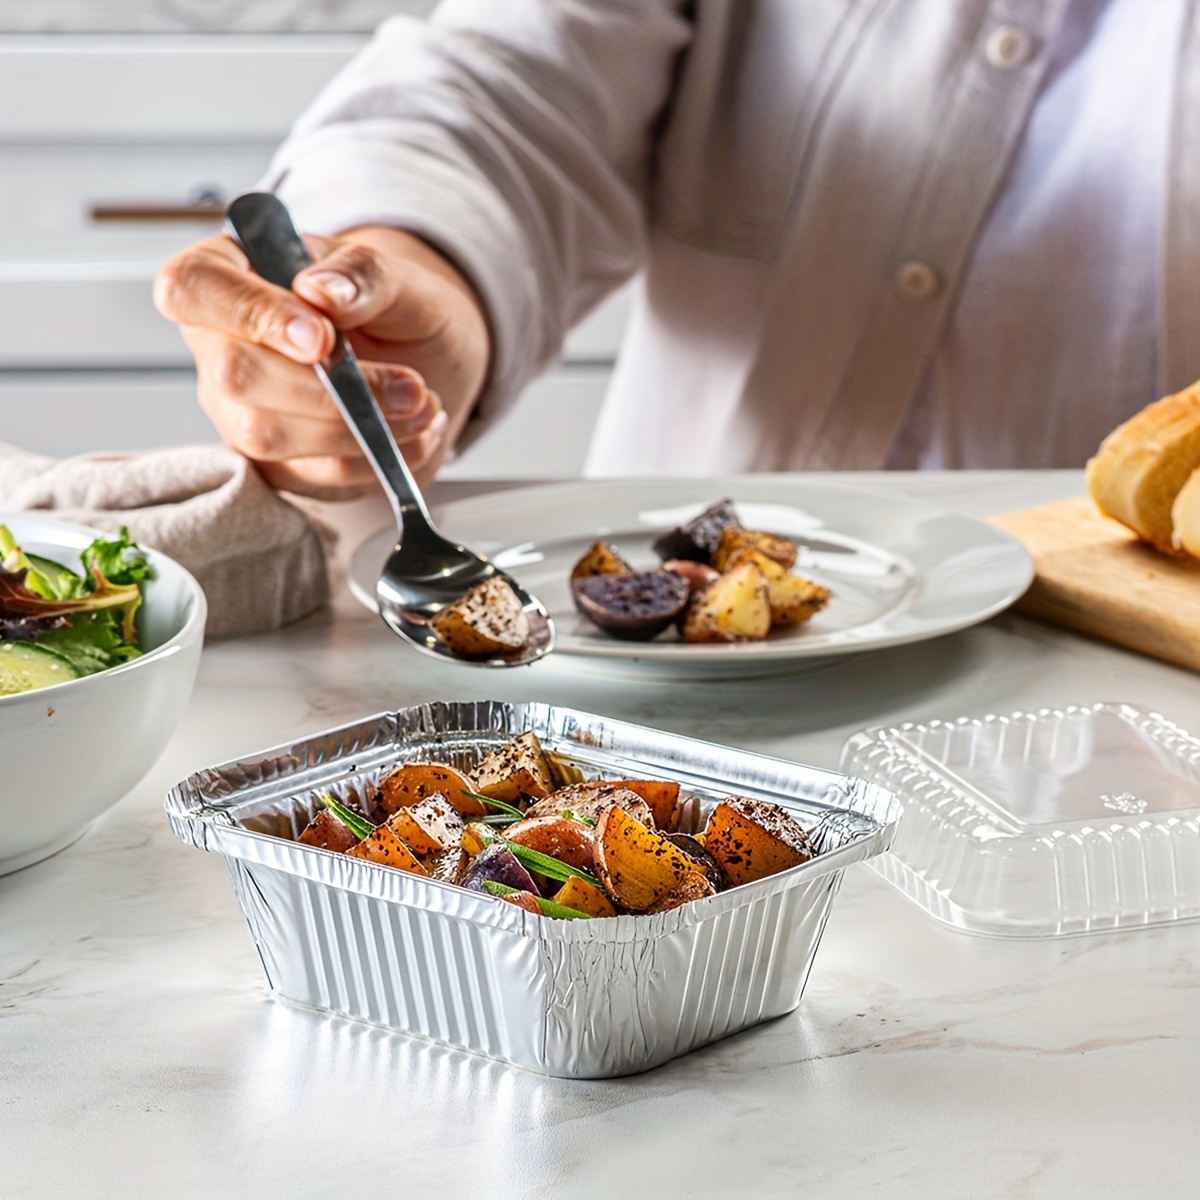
[{"x1": 165, "y1": 700, "x2": 900, "y2": 1078}]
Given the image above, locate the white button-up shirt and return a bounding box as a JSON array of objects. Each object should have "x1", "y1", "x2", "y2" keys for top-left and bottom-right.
[{"x1": 267, "y1": 0, "x2": 1200, "y2": 473}]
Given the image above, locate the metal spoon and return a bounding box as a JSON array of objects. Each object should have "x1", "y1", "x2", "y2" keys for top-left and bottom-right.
[{"x1": 225, "y1": 191, "x2": 554, "y2": 666}]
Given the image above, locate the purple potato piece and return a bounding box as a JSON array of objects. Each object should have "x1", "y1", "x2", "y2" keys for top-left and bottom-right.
[
  {"x1": 572, "y1": 570, "x2": 691, "y2": 641},
  {"x1": 460, "y1": 842, "x2": 538, "y2": 894},
  {"x1": 651, "y1": 498, "x2": 741, "y2": 563}
]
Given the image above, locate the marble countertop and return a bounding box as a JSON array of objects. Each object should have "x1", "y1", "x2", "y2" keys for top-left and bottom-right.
[{"x1": 2, "y1": 471, "x2": 1197, "y2": 1199}]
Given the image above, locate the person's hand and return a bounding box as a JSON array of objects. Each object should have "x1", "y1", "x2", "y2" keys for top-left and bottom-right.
[{"x1": 153, "y1": 223, "x2": 491, "y2": 498}]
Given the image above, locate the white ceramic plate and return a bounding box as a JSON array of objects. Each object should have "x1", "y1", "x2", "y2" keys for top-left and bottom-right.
[{"x1": 349, "y1": 478, "x2": 1034, "y2": 676}]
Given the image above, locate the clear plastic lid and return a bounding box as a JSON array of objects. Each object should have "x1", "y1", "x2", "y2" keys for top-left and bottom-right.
[{"x1": 839, "y1": 703, "x2": 1200, "y2": 937}]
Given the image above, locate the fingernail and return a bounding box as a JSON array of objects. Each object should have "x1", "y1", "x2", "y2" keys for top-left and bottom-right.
[
  {"x1": 304, "y1": 271, "x2": 358, "y2": 306},
  {"x1": 393, "y1": 404, "x2": 445, "y2": 439},
  {"x1": 286, "y1": 315, "x2": 324, "y2": 355},
  {"x1": 427, "y1": 409, "x2": 449, "y2": 441},
  {"x1": 381, "y1": 375, "x2": 424, "y2": 415}
]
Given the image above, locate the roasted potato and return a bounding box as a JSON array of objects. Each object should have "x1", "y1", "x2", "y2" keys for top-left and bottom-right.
[
  {"x1": 572, "y1": 569, "x2": 690, "y2": 640},
  {"x1": 651, "y1": 498, "x2": 741, "y2": 562},
  {"x1": 723, "y1": 548, "x2": 830, "y2": 627},
  {"x1": 702, "y1": 797, "x2": 815, "y2": 886},
  {"x1": 473, "y1": 730, "x2": 555, "y2": 801},
  {"x1": 429, "y1": 576, "x2": 530, "y2": 657},
  {"x1": 711, "y1": 526, "x2": 799, "y2": 572},
  {"x1": 374, "y1": 761, "x2": 486, "y2": 820},
  {"x1": 346, "y1": 818, "x2": 429, "y2": 875},
  {"x1": 551, "y1": 875, "x2": 618, "y2": 918},
  {"x1": 504, "y1": 814, "x2": 597, "y2": 872},
  {"x1": 386, "y1": 793, "x2": 465, "y2": 856},
  {"x1": 297, "y1": 807, "x2": 362, "y2": 853},
  {"x1": 569, "y1": 540, "x2": 634, "y2": 581},
  {"x1": 593, "y1": 805, "x2": 713, "y2": 912},
  {"x1": 679, "y1": 559, "x2": 772, "y2": 642},
  {"x1": 661, "y1": 558, "x2": 720, "y2": 595},
  {"x1": 523, "y1": 782, "x2": 654, "y2": 827}
]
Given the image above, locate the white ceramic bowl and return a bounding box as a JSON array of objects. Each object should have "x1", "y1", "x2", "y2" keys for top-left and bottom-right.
[{"x1": 0, "y1": 513, "x2": 206, "y2": 875}]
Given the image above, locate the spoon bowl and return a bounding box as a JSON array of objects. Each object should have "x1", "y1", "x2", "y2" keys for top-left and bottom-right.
[{"x1": 226, "y1": 191, "x2": 554, "y2": 667}]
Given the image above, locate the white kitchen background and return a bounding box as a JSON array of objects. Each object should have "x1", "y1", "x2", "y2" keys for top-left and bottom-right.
[{"x1": 0, "y1": 0, "x2": 630, "y2": 478}]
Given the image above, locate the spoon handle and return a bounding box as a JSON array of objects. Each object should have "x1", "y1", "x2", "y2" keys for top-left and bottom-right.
[{"x1": 224, "y1": 191, "x2": 433, "y2": 531}]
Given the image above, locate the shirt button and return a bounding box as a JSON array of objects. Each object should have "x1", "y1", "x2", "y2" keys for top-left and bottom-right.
[
  {"x1": 894, "y1": 260, "x2": 941, "y2": 301},
  {"x1": 985, "y1": 24, "x2": 1033, "y2": 69}
]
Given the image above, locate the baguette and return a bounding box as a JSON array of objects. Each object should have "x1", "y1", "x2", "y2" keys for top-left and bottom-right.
[
  {"x1": 1171, "y1": 466, "x2": 1200, "y2": 557},
  {"x1": 1086, "y1": 383, "x2": 1200, "y2": 554}
]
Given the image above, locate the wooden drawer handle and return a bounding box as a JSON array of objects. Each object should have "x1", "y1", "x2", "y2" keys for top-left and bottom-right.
[{"x1": 89, "y1": 194, "x2": 225, "y2": 222}]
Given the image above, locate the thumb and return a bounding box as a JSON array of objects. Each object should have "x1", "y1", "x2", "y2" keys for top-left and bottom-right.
[{"x1": 292, "y1": 239, "x2": 439, "y2": 341}]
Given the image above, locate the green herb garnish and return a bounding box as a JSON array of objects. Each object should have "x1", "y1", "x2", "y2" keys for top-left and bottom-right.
[
  {"x1": 560, "y1": 809, "x2": 597, "y2": 827},
  {"x1": 481, "y1": 880, "x2": 592, "y2": 919},
  {"x1": 503, "y1": 839, "x2": 602, "y2": 888},
  {"x1": 320, "y1": 793, "x2": 375, "y2": 841},
  {"x1": 462, "y1": 789, "x2": 526, "y2": 819}
]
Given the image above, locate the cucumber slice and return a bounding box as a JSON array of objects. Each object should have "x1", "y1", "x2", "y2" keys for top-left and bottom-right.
[
  {"x1": 27, "y1": 553, "x2": 83, "y2": 598},
  {"x1": 0, "y1": 641, "x2": 83, "y2": 696}
]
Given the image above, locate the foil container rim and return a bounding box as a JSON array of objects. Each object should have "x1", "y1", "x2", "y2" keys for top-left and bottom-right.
[{"x1": 164, "y1": 698, "x2": 902, "y2": 942}]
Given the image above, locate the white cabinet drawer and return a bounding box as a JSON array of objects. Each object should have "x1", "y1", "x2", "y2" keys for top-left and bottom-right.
[
  {"x1": 0, "y1": 142, "x2": 280, "y2": 367},
  {"x1": 0, "y1": 370, "x2": 217, "y2": 455},
  {"x1": 0, "y1": 35, "x2": 364, "y2": 139},
  {"x1": 0, "y1": 144, "x2": 274, "y2": 264},
  {"x1": 0, "y1": 35, "x2": 362, "y2": 368}
]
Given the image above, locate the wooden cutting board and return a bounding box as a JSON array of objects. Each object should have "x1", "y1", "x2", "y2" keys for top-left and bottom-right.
[{"x1": 990, "y1": 495, "x2": 1200, "y2": 672}]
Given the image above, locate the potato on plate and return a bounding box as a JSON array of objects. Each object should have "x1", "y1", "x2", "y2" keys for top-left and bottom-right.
[
  {"x1": 711, "y1": 526, "x2": 799, "y2": 572},
  {"x1": 723, "y1": 548, "x2": 830, "y2": 627},
  {"x1": 569, "y1": 540, "x2": 634, "y2": 581},
  {"x1": 572, "y1": 569, "x2": 690, "y2": 640},
  {"x1": 651, "y1": 498, "x2": 741, "y2": 562},
  {"x1": 680, "y1": 559, "x2": 772, "y2": 643}
]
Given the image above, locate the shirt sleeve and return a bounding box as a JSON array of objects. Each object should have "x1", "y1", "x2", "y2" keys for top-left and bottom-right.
[{"x1": 261, "y1": 0, "x2": 693, "y2": 443}]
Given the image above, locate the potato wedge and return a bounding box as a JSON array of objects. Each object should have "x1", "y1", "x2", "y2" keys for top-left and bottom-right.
[
  {"x1": 643, "y1": 870, "x2": 716, "y2": 913},
  {"x1": 569, "y1": 540, "x2": 634, "y2": 581},
  {"x1": 604, "y1": 779, "x2": 681, "y2": 830},
  {"x1": 347, "y1": 820, "x2": 429, "y2": 875},
  {"x1": 429, "y1": 576, "x2": 530, "y2": 657},
  {"x1": 425, "y1": 847, "x2": 468, "y2": 884},
  {"x1": 724, "y1": 548, "x2": 831, "y2": 627},
  {"x1": 296, "y1": 807, "x2": 362, "y2": 853},
  {"x1": 473, "y1": 730, "x2": 555, "y2": 802},
  {"x1": 702, "y1": 797, "x2": 815, "y2": 886},
  {"x1": 551, "y1": 875, "x2": 618, "y2": 918},
  {"x1": 572, "y1": 569, "x2": 690, "y2": 640},
  {"x1": 374, "y1": 761, "x2": 485, "y2": 819},
  {"x1": 503, "y1": 814, "x2": 597, "y2": 872},
  {"x1": 680, "y1": 559, "x2": 772, "y2": 643},
  {"x1": 523, "y1": 782, "x2": 654, "y2": 827},
  {"x1": 651, "y1": 498, "x2": 740, "y2": 562},
  {"x1": 593, "y1": 805, "x2": 711, "y2": 911},
  {"x1": 386, "y1": 793, "x2": 465, "y2": 857},
  {"x1": 711, "y1": 526, "x2": 799, "y2": 572}
]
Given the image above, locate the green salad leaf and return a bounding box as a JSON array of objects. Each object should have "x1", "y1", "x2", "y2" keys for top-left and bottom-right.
[{"x1": 0, "y1": 524, "x2": 154, "y2": 679}]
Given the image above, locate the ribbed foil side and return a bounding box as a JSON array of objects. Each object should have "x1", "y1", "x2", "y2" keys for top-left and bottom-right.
[{"x1": 168, "y1": 700, "x2": 900, "y2": 1077}]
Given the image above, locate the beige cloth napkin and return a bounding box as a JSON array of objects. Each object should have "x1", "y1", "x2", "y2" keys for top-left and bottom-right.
[{"x1": 0, "y1": 441, "x2": 329, "y2": 638}]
